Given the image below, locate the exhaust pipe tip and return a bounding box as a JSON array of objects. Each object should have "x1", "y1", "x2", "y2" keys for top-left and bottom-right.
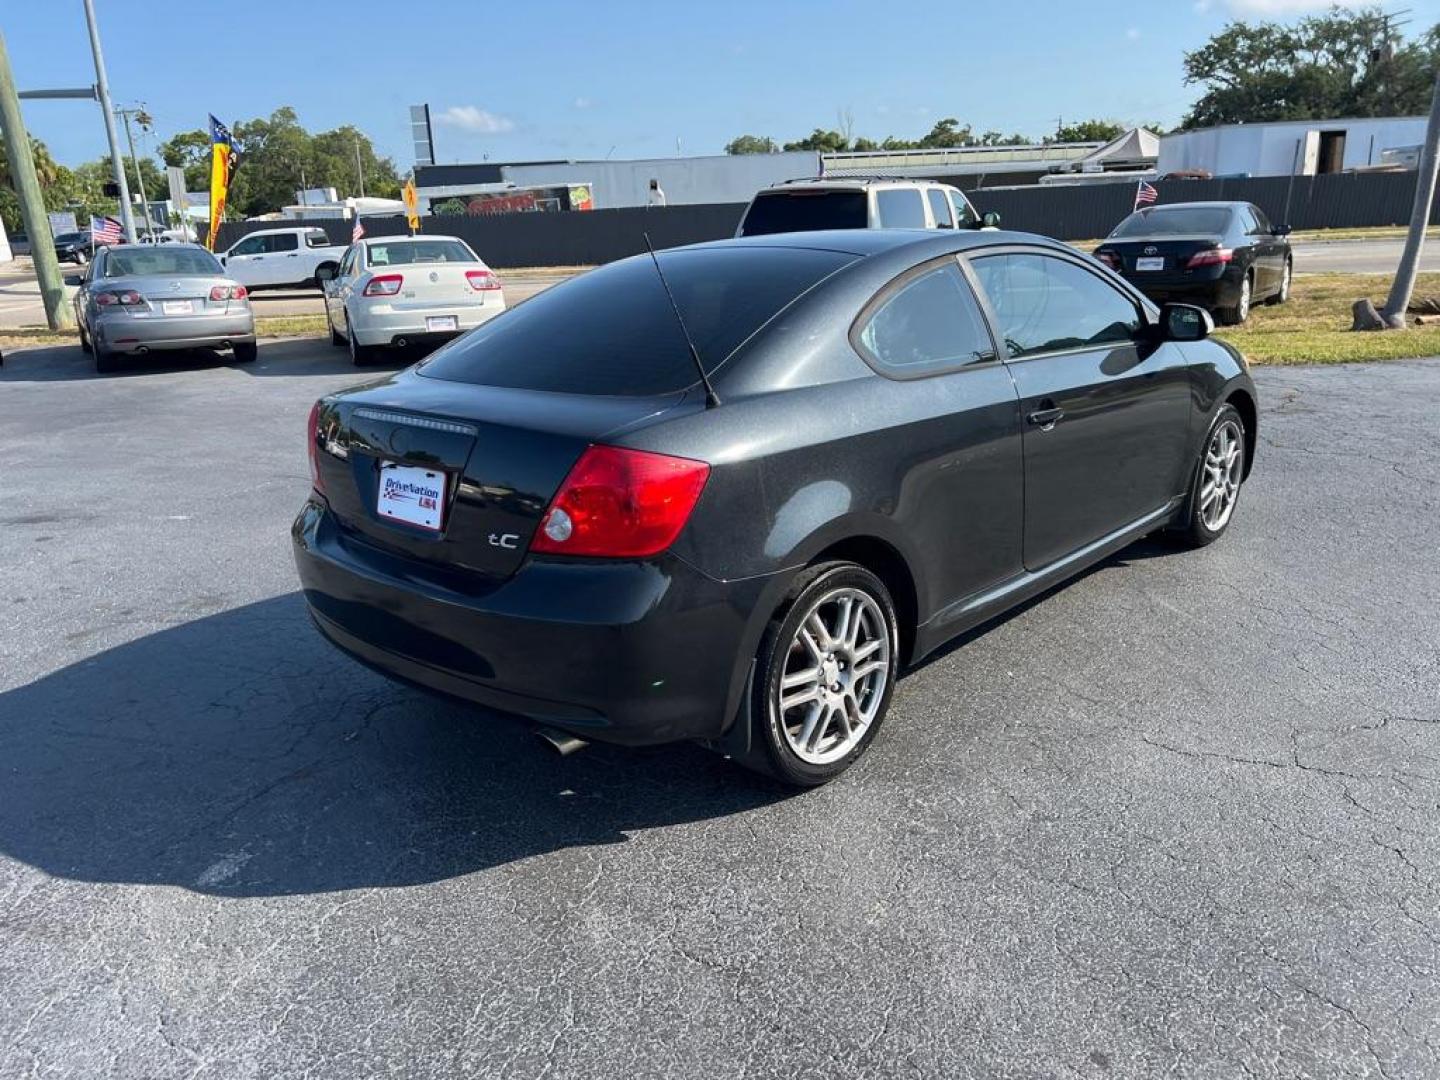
[{"x1": 536, "y1": 727, "x2": 589, "y2": 756}]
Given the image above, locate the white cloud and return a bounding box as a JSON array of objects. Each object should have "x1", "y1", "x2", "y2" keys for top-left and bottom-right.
[
  {"x1": 1223, "y1": 0, "x2": 1364, "y2": 13},
  {"x1": 573, "y1": 97, "x2": 592, "y2": 110},
  {"x1": 1126, "y1": 26, "x2": 1142, "y2": 39},
  {"x1": 1194, "y1": 0, "x2": 1212, "y2": 11},
  {"x1": 435, "y1": 105, "x2": 515, "y2": 135}
]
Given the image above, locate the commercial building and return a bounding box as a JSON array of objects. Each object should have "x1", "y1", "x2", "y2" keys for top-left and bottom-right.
[{"x1": 1157, "y1": 116, "x2": 1428, "y2": 178}]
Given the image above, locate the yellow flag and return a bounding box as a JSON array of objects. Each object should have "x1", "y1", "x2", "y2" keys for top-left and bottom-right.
[{"x1": 403, "y1": 178, "x2": 420, "y2": 233}]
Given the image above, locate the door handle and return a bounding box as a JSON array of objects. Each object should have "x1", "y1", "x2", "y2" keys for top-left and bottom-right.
[{"x1": 1027, "y1": 405, "x2": 1065, "y2": 430}]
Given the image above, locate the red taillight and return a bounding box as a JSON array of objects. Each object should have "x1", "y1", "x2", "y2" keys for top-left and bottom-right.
[
  {"x1": 363, "y1": 274, "x2": 404, "y2": 297},
  {"x1": 210, "y1": 284, "x2": 248, "y2": 301},
  {"x1": 466, "y1": 269, "x2": 502, "y2": 291},
  {"x1": 1095, "y1": 251, "x2": 1119, "y2": 269},
  {"x1": 232, "y1": 284, "x2": 248, "y2": 300},
  {"x1": 1186, "y1": 247, "x2": 1233, "y2": 268},
  {"x1": 531, "y1": 445, "x2": 710, "y2": 558},
  {"x1": 95, "y1": 289, "x2": 144, "y2": 307},
  {"x1": 307, "y1": 400, "x2": 326, "y2": 495}
]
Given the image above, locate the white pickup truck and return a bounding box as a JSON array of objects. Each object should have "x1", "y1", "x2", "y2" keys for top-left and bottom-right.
[{"x1": 219, "y1": 226, "x2": 348, "y2": 291}]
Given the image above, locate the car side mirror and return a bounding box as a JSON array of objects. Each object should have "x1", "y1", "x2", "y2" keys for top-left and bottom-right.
[
  {"x1": 1161, "y1": 303, "x2": 1213, "y2": 342},
  {"x1": 63, "y1": 274, "x2": 83, "y2": 287},
  {"x1": 981, "y1": 211, "x2": 1001, "y2": 229},
  {"x1": 1272, "y1": 224, "x2": 1292, "y2": 236}
]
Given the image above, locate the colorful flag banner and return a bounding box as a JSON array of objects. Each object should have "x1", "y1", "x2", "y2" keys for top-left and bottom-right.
[
  {"x1": 206, "y1": 115, "x2": 239, "y2": 251},
  {"x1": 1134, "y1": 179, "x2": 1159, "y2": 211},
  {"x1": 402, "y1": 177, "x2": 421, "y2": 233},
  {"x1": 90, "y1": 215, "x2": 124, "y2": 245}
]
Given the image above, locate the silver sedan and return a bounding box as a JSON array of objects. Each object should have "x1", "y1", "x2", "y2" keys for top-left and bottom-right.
[{"x1": 68, "y1": 244, "x2": 256, "y2": 373}]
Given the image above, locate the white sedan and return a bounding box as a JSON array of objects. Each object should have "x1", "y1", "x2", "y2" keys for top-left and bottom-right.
[{"x1": 319, "y1": 235, "x2": 506, "y2": 364}]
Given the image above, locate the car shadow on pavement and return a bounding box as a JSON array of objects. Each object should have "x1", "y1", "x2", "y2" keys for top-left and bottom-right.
[
  {"x1": 0, "y1": 340, "x2": 411, "y2": 383},
  {"x1": 0, "y1": 593, "x2": 782, "y2": 898}
]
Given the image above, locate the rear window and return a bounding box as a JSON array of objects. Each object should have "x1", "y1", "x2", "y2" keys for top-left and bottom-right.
[
  {"x1": 366, "y1": 240, "x2": 475, "y2": 266},
  {"x1": 739, "y1": 190, "x2": 868, "y2": 236},
  {"x1": 419, "y1": 247, "x2": 855, "y2": 396},
  {"x1": 104, "y1": 248, "x2": 223, "y2": 277},
  {"x1": 1111, "y1": 207, "x2": 1233, "y2": 237}
]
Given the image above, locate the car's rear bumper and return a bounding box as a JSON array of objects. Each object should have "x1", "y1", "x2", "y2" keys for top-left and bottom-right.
[
  {"x1": 349, "y1": 299, "x2": 505, "y2": 347},
  {"x1": 1122, "y1": 265, "x2": 1245, "y2": 307},
  {"x1": 291, "y1": 497, "x2": 770, "y2": 746},
  {"x1": 95, "y1": 310, "x2": 256, "y2": 352}
]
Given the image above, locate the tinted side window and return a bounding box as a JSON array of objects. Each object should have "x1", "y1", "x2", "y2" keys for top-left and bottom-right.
[
  {"x1": 739, "y1": 191, "x2": 868, "y2": 236},
  {"x1": 970, "y1": 253, "x2": 1142, "y2": 359},
  {"x1": 856, "y1": 262, "x2": 995, "y2": 374},
  {"x1": 875, "y1": 189, "x2": 927, "y2": 228},
  {"x1": 1250, "y1": 206, "x2": 1272, "y2": 233},
  {"x1": 926, "y1": 189, "x2": 953, "y2": 228},
  {"x1": 306, "y1": 230, "x2": 331, "y2": 248},
  {"x1": 337, "y1": 246, "x2": 356, "y2": 277},
  {"x1": 1238, "y1": 207, "x2": 1259, "y2": 234},
  {"x1": 950, "y1": 191, "x2": 977, "y2": 228},
  {"x1": 230, "y1": 236, "x2": 264, "y2": 256},
  {"x1": 272, "y1": 233, "x2": 299, "y2": 252}
]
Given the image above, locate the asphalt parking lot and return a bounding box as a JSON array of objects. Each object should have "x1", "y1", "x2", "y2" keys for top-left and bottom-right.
[{"x1": 1, "y1": 340, "x2": 1437, "y2": 1078}]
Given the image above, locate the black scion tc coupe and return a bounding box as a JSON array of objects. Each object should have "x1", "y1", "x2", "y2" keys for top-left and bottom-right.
[{"x1": 294, "y1": 228, "x2": 1257, "y2": 786}]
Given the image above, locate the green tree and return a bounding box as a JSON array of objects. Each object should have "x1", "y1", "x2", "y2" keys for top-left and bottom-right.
[
  {"x1": 916, "y1": 117, "x2": 973, "y2": 148},
  {"x1": 1054, "y1": 119, "x2": 1125, "y2": 143},
  {"x1": 725, "y1": 134, "x2": 779, "y2": 154},
  {"x1": 1183, "y1": 6, "x2": 1440, "y2": 128},
  {"x1": 783, "y1": 128, "x2": 852, "y2": 152},
  {"x1": 0, "y1": 137, "x2": 88, "y2": 233}
]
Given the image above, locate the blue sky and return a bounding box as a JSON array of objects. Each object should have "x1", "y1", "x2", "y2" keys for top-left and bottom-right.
[{"x1": 9, "y1": 0, "x2": 1440, "y2": 169}]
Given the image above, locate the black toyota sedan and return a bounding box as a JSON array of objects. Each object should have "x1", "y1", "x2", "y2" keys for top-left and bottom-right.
[
  {"x1": 1093, "y1": 201, "x2": 1292, "y2": 325},
  {"x1": 294, "y1": 229, "x2": 1257, "y2": 786}
]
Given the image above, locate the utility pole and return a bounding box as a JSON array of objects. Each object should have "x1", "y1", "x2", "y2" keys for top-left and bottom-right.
[
  {"x1": 82, "y1": 0, "x2": 136, "y2": 243},
  {"x1": 1381, "y1": 66, "x2": 1440, "y2": 328},
  {"x1": 0, "y1": 29, "x2": 72, "y2": 330},
  {"x1": 354, "y1": 133, "x2": 365, "y2": 198},
  {"x1": 117, "y1": 107, "x2": 155, "y2": 236}
]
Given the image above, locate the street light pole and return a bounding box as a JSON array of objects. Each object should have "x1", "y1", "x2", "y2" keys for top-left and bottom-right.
[
  {"x1": 1382, "y1": 67, "x2": 1440, "y2": 328},
  {"x1": 81, "y1": 0, "x2": 137, "y2": 243}
]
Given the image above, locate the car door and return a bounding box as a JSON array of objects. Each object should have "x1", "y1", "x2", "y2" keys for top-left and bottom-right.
[
  {"x1": 325, "y1": 245, "x2": 357, "y2": 330},
  {"x1": 224, "y1": 234, "x2": 269, "y2": 288},
  {"x1": 850, "y1": 257, "x2": 1024, "y2": 617},
  {"x1": 266, "y1": 232, "x2": 302, "y2": 286},
  {"x1": 968, "y1": 248, "x2": 1193, "y2": 571},
  {"x1": 74, "y1": 250, "x2": 101, "y2": 332},
  {"x1": 1247, "y1": 205, "x2": 1281, "y2": 297}
]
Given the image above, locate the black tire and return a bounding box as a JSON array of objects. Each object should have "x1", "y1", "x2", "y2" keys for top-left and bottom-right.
[
  {"x1": 329, "y1": 320, "x2": 345, "y2": 347},
  {"x1": 94, "y1": 346, "x2": 122, "y2": 374},
  {"x1": 1174, "y1": 404, "x2": 1246, "y2": 549},
  {"x1": 1266, "y1": 258, "x2": 1292, "y2": 306},
  {"x1": 231, "y1": 340, "x2": 257, "y2": 364},
  {"x1": 1216, "y1": 271, "x2": 1253, "y2": 326},
  {"x1": 78, "y1": 322, "x2": 93, "y2": 354},
  {"x1": 740, "y1": 561, "x2": 900, "y2": 787},
  {"x1": 346, "y1": 318, "x2": 373, "y2": 366}
]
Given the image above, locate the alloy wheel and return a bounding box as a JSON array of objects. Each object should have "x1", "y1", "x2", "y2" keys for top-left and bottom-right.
[
  {"x1": 774, "y1": 587, "x2": 892, "y2": 765},
  {"x1": 1279, "y1": 261, "x2": 1292, "y2": 302},
  {"x1": 1200, "y1": 418, "x2": 1244, "y2": 532},
  {"x1": 1237, "y1": 275, "x2": 1252, "y2": 321}
]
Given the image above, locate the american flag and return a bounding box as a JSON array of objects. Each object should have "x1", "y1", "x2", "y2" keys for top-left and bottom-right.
[
  {"x1": 90, "y1": 215, "x2": 124, "y2": 245},
  {"x1": 1133, "y1": 180, "x2": 1159, "y2": 211},
  {"x1": 352, "y1": 213, "x2": 365, "y2": 243}
]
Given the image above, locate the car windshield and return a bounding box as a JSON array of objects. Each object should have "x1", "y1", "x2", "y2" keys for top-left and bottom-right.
[
  {"x1": 739, "y1": 190, "x2": 868, "y2": 236},
  {"x1": 104, "y1": 248, "x2": 223, "y2": 277},
  {"x1": 419, "y1": 246, "x2": 855, "y2": 396},
  {"x1": 1110, "y1": 207, "x2": 1234, "y2": 237},
  {"x1": 366, "y1": 240, "x2": 476, "y2": 266}
]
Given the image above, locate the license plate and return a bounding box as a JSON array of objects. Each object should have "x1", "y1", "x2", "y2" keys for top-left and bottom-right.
[
  {"x1": 376, "y1": 462, "x2": 447, "y2": 532},
  {"x1": 426, "y1": 315, "x2": 458, "y2": 332},
  {"x1": 1135, "y1": 257, "x2": 1165, "y2": 272},
  {"x1": 161, "y1": 299, "x2": 194, "y2": 315}
]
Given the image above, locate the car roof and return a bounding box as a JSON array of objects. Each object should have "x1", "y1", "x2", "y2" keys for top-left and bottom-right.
[
  {"x1": 684, "y1": 228, "x2": 1068, "y2": 259},
  {"x1": 761, "y1": 177, "x2": 954, "y2": 191},
  {"x1": 362, "y1": 234, "x2": 465, "y2": 244},
  {"x1": 1133, "y1": 201, "x2": 1246, "y2": 211}
]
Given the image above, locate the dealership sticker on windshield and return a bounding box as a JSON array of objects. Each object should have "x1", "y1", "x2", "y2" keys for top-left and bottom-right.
[{"x1": 377, "y1": 462, "x2": 446, "y2": 531}]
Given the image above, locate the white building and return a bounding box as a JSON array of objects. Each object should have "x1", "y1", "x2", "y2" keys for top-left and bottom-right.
[{"x1": 1158, "y1": 116, "x2": 1428, "y2": 178}]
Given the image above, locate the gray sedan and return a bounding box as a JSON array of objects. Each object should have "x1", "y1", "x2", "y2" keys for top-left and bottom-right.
[{"x1": 68, "y1": 244, "x2": 256, "y2": 373}]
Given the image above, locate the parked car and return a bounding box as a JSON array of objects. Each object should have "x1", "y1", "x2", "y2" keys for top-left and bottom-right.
[
  {"x1": 736, "y1": 177, "x2": 997, "y2": 237},
  {"x1": 294, "y1": 228, "x2": 1256, "y2": 785},
  {"x1": 54, "y1": 230, "x2": 94, "y2": 265},
  {"x1": 1093, "y1": 201, "x2": 1292, "y2": 325},
  {"x1": 10, "y1": 229, "x2": 30, "y2": 256},
  {"x1": 318, "y1": 235, "x2": 506, "y2": 365},
  {"x1": 66, "y1": 243, "x2": 255, "y2": 373},
  {"x1": 219, "y1": 226, "x2": 346, "y2": 291}
]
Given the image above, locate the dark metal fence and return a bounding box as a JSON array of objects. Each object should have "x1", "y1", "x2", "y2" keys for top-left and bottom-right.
[{"x1": 207, "y1": 171, "x2": 1440, "y2": 267}]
